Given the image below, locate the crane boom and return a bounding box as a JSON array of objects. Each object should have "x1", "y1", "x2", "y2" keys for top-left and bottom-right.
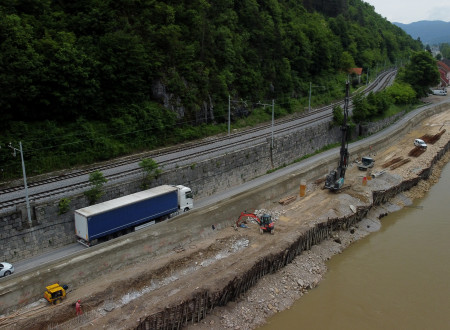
[{"x1": 324, "y1": 82, "x2": 350, "y2": 191}]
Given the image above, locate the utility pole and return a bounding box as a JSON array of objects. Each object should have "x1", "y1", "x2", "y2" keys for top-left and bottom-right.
[
  {"x1": 309, "y1": 82, "x2": 326, "y2": 112},
  {"x1": 271, "y1": 99, "x2": 274, "y2": 149},
  {"x1": 230, "y1": 97, "x2": 250, "y2": 136},
  {"x1": 257, "y1": 100, "x2": 275, "y2": 149},
  {"x1": 309, "y1": 82, "x2": 312, "y2": 111},
  {"x1": 228, "y1": 95, "x2": 231, "y2": 136},
  {"x1": 9, "y1": 141, "x2": 32, "y2": 225}
]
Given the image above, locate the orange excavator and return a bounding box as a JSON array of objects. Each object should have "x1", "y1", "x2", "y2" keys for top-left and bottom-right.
[{"x1": 236, "y1": 211, "x2": 274, "y2": 234}]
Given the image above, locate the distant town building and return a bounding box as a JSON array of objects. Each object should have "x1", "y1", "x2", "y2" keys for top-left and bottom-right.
[
  {"x1": 437, "y1": 61, "x2": 449, "y2": 87},
  {"x1": 349, "y1": 68, "x2": 363, "y2": 84}
]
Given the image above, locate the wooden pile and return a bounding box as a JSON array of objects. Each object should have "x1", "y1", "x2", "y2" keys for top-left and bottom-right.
[
  {"x1": 279, "y1": 195, "x2": 297, "y2": 205},
  {"x1": 408, "y1": 147, "x2": 426, "y2": 157},
  {"x1": 381, "y1": 156, "x2": 411, "y2": 169},
  {"x1": 315, "y1": 177, "x2": 326, "y2": 184},
  {"x1": 421, "y1": 129, "x2": 446, "y2": 145},
  {"x1": 390, "y1": 158, "x2": 411, "y2": 169},
  {"x1": 382, "y1": 157, "x2": 403, "y2": 168}
]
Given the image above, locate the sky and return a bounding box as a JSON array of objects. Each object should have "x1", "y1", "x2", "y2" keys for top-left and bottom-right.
[{"x1": 364, "y1": 0, "x2": 450, "y2": 24}]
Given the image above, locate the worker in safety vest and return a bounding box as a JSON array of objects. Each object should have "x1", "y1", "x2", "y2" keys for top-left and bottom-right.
[{"x1": 76, "y1": 299, "x2": 83, "y2": 315}]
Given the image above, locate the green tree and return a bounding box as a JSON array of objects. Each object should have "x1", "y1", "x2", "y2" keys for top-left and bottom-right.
[
  {"x1": 352, "y1": 92, "x2": 369, "y2": 123},
  {"x1": 35, "y1": 31, "x2": 99, "y2": 121},
  {"x1": 84, "y1": 170, "x2": 107, "y2": 205},
  {"x1": 366, "y1": 91, "x2": 391, "y2": 117},
  {"x1": 0, "y1": 0, "x2": 426, "y2": 178},
  {"x1": 332, "y1": 104, "x2": 344, "y2": 126},
  {"x1": 0, "y1": 13, "x2": 42, "y2": 123},
  {"x1": 139, "y1": 158, "x2": 162, "y2": 189},
  {"x1": 58, "y1": 197, "x2": 71, "y2": 215},
  {"x1": 440, "y1": 43, "x2": 450, "y2": 58},
  {"x1": 340, "y1": 51, "x2": 355, "y2": 71},
  {"x1": 385, "y1": 82, "x2": 416, "y2": 104},
  {"x1": 401, "y1": 51, "x2": 440, "y2": 97}
]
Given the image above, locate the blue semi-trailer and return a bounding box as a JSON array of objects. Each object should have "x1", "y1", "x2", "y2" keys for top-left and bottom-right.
[{"x1": 75, "y1": 185, "x2": 193, "y2": 246}]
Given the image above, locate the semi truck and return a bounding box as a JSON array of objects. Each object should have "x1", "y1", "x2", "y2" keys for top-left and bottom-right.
[{"x1": 75, "y1": 185, "x2": 193, "y2": 246}]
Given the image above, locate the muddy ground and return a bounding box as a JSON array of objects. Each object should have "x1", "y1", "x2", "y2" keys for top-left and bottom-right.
[{"x1": 1, "y1": 96, "x2": 450, "y2": 330}]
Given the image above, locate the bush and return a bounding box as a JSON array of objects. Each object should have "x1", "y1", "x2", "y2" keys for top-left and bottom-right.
[
  {"x1": 332, "y1": 105, "x2": 344, "y2": 126},
  {"x1": 58, "y1": 197, "x2": 71, "y2": 215},
  {"x1": 385, "y1": 82, "x2": 417, "y2": 104},
  {"x1": 139, "y1": 158, "x2": 161, "y2": 189},
  {"x1": 84, "y1": 171, "x2": 107, "y2": 205}
]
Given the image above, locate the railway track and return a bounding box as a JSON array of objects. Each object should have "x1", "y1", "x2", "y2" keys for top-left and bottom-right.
[{"x1": 0, "y1": 69, "x2": 396, "y2": 209}]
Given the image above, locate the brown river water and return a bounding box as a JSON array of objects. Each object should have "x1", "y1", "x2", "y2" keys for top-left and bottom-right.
[{"x1": 261, "y1": 162, "x2": 450, "y2": 330}]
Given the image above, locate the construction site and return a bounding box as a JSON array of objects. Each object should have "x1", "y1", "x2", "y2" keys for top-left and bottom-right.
[{"x1": 1, "y1": 96, "x2": 450, "y2": 329}]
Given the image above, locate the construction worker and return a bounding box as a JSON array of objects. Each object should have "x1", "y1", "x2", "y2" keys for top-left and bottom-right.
[{"x1": 76, "y1": 299, "x2": 82, "y2": 316}]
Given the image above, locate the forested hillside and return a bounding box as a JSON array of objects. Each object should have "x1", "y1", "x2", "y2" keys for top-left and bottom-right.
[
  {"x1": 0, "y1": 0, "x2": 422, "y2": 178},
  {"x1": 394, "y1": 21, "x2": 450, "y2": 45}
]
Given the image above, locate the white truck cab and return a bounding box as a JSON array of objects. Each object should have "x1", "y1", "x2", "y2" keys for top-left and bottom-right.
[
  {"x1": 414, "y1": 139, "x2": 427, "y2": 149},
  {"x1": 176, "y1": 185, "x2": 194, "y2": 212}
]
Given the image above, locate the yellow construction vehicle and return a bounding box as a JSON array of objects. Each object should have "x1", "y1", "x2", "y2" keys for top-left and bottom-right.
[{"x1": 44, "y1": 283, "x2": 68, "y2": 305}]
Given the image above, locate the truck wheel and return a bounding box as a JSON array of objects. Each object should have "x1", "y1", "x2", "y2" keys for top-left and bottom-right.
[
  {"x1": 259, "y1": 228, "x2": 263, "y2": 235},
  {"x1": 184, "y1": 207, "x2": 190, "y2": 212},
  {"x1": 271, "y1": 229, "x2": 275, "y2": 235},
  {"x1": 4, "y1": 271, "x2": 11, "y2": 276}
]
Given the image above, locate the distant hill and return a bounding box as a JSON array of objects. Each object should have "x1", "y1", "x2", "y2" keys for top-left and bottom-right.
[{"x1": 394, "y1": 21, "x2": 450, "y2": 45}]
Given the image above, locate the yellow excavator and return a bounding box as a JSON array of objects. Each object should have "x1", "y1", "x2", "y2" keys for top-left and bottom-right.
[{"x1": 44, "y1": 283, "x2": 68, "y2": 305}]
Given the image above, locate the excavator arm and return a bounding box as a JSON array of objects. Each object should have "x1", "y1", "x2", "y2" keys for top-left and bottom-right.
[
  {"x1": 325, "y1": 81, "x2": 350, "y2": 191},
  {"x1": 236, "y1": 212, "x2": 261, "y2": 227}
]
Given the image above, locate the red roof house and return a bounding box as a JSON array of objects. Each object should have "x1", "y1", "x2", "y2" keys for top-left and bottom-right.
[
  {"x1": 348, "y1": 68, "x2": 363, "y2": 83},
  {"x1": 438, "y1": 61, "x2": 449, "y2": 87}
]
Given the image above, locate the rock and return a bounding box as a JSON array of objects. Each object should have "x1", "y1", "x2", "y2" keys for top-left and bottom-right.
[
  {"x1": 103, "y1": 303, "x2": 115, "y2": 312},
  {"x1": 297, "y1": 279, "x2": 304, "y2": 287}
]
